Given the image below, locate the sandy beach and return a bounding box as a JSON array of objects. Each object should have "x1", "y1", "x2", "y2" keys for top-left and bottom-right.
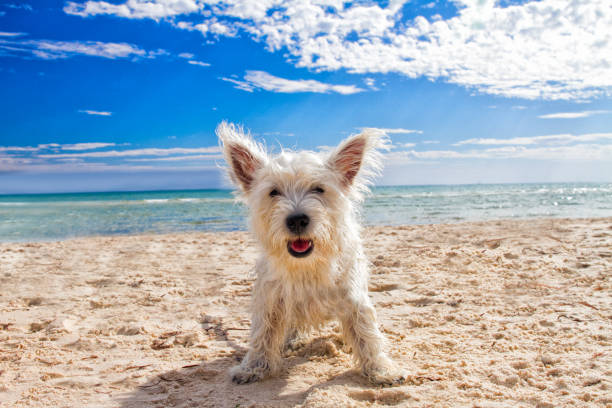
[{"x1": 1, "y1": 218, "x2": 610, "y2": 407}]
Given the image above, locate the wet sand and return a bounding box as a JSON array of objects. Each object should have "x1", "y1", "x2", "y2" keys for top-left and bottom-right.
[{"x1": 1, "y1": 218, "x2": 611, "y2": 407}]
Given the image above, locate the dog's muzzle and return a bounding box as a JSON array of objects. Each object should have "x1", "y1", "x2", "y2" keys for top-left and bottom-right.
[{"x1": 287, "y1": 238, "x2": 313, "y2": 258}]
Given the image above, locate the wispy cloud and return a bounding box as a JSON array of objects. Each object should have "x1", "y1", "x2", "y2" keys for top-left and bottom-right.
[
  {"x1": 38, "y1": 146, "x2": 221, "y2": 159},
  {"x1": 538, "y1": 110, "x2": 612, "y2": 119},
  {"x1": 0, "y1": 32, "x2": 25, "y2": 37},
  {"x1": 0, "y1": 146, "x2": 39, "y2": 152},
  {"x1": 1, "y1": 142, "x2": 223, "y2": 173},
  {"x1": 0, "y1": 161, "x2": 159, "y2": 173},
  {"x1": 363, "y1": 77, "x2": 378, "y2": 90},
  {"x1": 363, "y1": 127, "x2": 422, "y2": 135},
  {"x1": 79, "y1": 109, "x2": 112, "y2": 116},
  {"x1": 219, "y1": 76, "x2": 254, "y2": 92},
  {"x1": 32, "y1": 40, "x2": 148, "y2": 59},
  {"x1": 61, "y1": 143, "x2": 116, "y2": 151},
  {"x1": 222, "y1": 71, "x2": 364, "y2": 95},
  {"x1": 385, "y1": 144, "x2": 612, "y2": 163},
  {"x1": 0, "y1": 142, "x2": 116, "y2": 152},
  {"x1": 454, "y1": 133, "x2": 612, "y2": 146},
  {"x1": 0, "y1": 37, "x2": 163, "y2": 60},
  {"x1": 126, "y1": 154, "x2": 223, "y2": 162},
  {"x1": 178, "y1": 52, "x2": 194, "y2": 59},
  {"x1": 4, "y1": 4, "x2": 32, "y2": 11},
  {"x1": 64, "y1": 0, "x2": 612, "y2": 101},
  {"x1": 187, "y1": 60, "x2": 210, "y2": 67}
]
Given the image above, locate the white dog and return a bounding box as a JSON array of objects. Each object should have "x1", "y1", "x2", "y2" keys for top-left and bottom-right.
[{"x1": 217, "y1": 122, "x2": 406, "y2": 386}]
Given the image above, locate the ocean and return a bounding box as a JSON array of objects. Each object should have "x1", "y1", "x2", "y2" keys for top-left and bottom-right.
[{"x1": 1, "y1": 183, "x2": 611, "y2": 242}]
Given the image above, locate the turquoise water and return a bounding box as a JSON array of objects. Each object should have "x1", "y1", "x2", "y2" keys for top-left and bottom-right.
[{"x1": 0, "y1": 183, "x2": 611, "y2": 242}]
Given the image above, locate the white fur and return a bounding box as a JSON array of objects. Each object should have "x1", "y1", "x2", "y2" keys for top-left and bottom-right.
[{"x1": 217, "y1": 121, "x2": 406, "y2": 385}]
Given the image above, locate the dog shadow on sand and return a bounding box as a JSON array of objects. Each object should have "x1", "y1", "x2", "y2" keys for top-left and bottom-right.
[{"x1": 116, "y1": 320, "x2": 376, "y2": 408}]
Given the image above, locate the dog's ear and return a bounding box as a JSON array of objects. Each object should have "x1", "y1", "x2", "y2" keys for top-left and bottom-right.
[
  {"x1": 328, "y1": 129, "x2": 387, "y2": 191},
  {"x1": 217, "y1": 121, "x2": 266, "y2": 193}
]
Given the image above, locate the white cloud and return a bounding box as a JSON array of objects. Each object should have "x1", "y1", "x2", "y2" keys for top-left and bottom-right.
[
  {"x1": 146, "y1": 48, "x2": 170, "y2": 58},
  {"x1": 126, "y1": 154, "x2": 223, "y2": 162},
  {"x1": 0, "y1": 146, "x2": 39, "y2": 152},
  {"x1": 64, "y1": 0, "x2": 612, "y2": 101},
  {"x1": 385, "y1": 144, "x2": 612, "y2": 163},
  {"x1": 56, "y1": 158, "x2": 85, "y2": 163},
  {"x1": 61, "y1": 143, "x2": 116, "y2": 151},
  {"x1": 187, "y1": 60, "x2": 210, "y2": 67},
  {"x1": 363, "y1": 127, "x2": 422, "y2": 135},
  {"x1": 36, "y1": 143, "x2": 61, "y2": 150},
  {"x1": 222, "y1": 70, "x2": 364, "y2": 94},
  {"x1": 363, "y1": 77, "x2": 378, "y2": 90},
  {"x1": 0, "y1": 32, "x2": 25, "y2": 37},
  {"x1": 454, "y1": 133, "x2": 612, "y2": 146},
  {"x1": 32, "y1": 40, "x2": 146, "y2": 59},
  {"x1": 219, "y1": 76, "x2": 254, "y2": 92},
  {"x1": 64, "y1": 0, "x2": 201, "y2": 20},
  {"x1": 79, "y1": 109, "x2": 112, "y2": 116},
  {"x1": 0, "y1": 161, "x2": 158, "y2": 173},
  {"x1": 1, "y1": 142, "x2": 223, "y2": 174},
  {"x1": 38, "y1": 146, "x2": 221, "y2": 158},
  {"x1": 5, "y1": 4, "x2": 33, "y2": 11},
  {"x1": 0, "y1": 38, "x2": 157, "y2": 60},
  {"x1": 178, "y1": 52, "x2": 194, "y2": 59},
  {"x1": 480, "y1": 144, "x2": 612, "y2": 161},
  {"x1": 538, "y1": 110, "x2": 612, "y2": 119},
  {"x1": 1, "y1": 142, "x2": 116, "y2": 152}
]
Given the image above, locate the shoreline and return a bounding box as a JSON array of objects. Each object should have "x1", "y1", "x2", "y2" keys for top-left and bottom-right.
[
  {"x1": 1, "y1": 217, "x2": 610, "y2": 407},
  {"x1": 2, "y1": 182, "x2": 611, "y2": 243},
  {"x1": 1, "y1": 215, "x2": 611, "y2": 245}
]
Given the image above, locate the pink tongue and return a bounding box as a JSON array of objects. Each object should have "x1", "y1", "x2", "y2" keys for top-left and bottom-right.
[{"x1": 291, "y1": 239, "x2": 310, "y2": 252}]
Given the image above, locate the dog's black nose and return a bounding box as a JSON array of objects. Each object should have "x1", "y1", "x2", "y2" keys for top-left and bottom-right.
[{"x1": 286, "y1": 213, "x2": 310, "y2": 235}]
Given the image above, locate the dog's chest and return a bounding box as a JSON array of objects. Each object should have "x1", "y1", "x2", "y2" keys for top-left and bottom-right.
[{"x1": 283, "y1": 278, "x2": 342, "y2": 325}]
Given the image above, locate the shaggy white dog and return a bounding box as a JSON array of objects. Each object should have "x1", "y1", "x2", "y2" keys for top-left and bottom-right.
[{"x1": 217, "y1": 122, "x2": 406, "y2": 386}]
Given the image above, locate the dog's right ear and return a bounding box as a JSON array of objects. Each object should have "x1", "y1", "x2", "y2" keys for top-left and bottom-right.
[
  {"x1": 216, "y1": 121, "x2": 266, "y2": 193},
  {"x1": 327, "y1": 129, "x2": 387, "y2": 191}
]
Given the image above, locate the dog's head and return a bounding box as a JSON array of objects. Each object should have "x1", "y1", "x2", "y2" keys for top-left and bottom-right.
[{"x1": 217, "y1": 122, "x2": 386, "y2": 268}]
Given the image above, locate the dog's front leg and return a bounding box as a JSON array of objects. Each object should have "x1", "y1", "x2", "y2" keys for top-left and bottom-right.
[
  {"x1": 340, "y1": 296, "x2": 407, "y2": 386},
  {"x1": 231, "y1": 281, "x2": 288, "y2": 384}
]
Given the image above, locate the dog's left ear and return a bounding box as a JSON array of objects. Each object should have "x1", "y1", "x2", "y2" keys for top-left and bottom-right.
[
  {"x1": 217, "y1": 121, "x2": 267, "y2": 194},
  {"x1": 327, "y1": 129, "x2": 387, "y2": 191}
]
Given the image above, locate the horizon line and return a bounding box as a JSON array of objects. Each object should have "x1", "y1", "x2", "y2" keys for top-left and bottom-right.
[{"x1": 1, "y1": 180, "x2": 610, "y2": 197}]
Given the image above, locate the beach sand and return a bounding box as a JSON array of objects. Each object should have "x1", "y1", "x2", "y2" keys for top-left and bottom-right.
[{"x1": 1, "y1": 218, "x2": 610, "y2": 407}]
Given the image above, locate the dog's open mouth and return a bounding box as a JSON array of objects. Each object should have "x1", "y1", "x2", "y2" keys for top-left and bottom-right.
[{"x1": 287, "y1": 239, "x2": 313, "y2": 258}]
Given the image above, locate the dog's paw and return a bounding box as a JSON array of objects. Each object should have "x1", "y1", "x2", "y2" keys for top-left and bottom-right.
[
  {"x1": 230, "y1": 365, "x2": 263, "y2": 384},
  {"x1": 365, "y1": 365, "x2": 408, "y2": 387},
  {"x1": 230, "y1": 363, "x2": 270, "y2": 385}
]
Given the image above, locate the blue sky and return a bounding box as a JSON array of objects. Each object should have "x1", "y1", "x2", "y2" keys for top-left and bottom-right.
[{"x1": 1, "y1": 0, "x2": 612, "y2": 194}]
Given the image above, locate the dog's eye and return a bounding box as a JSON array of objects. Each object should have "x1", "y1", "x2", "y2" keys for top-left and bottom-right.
[
  {"x1": 312, "y1": 186, "x2": 325, "y2": 194},
  {"x1": 269, "y1": 189, "x2": 280, "y2": 197}
]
